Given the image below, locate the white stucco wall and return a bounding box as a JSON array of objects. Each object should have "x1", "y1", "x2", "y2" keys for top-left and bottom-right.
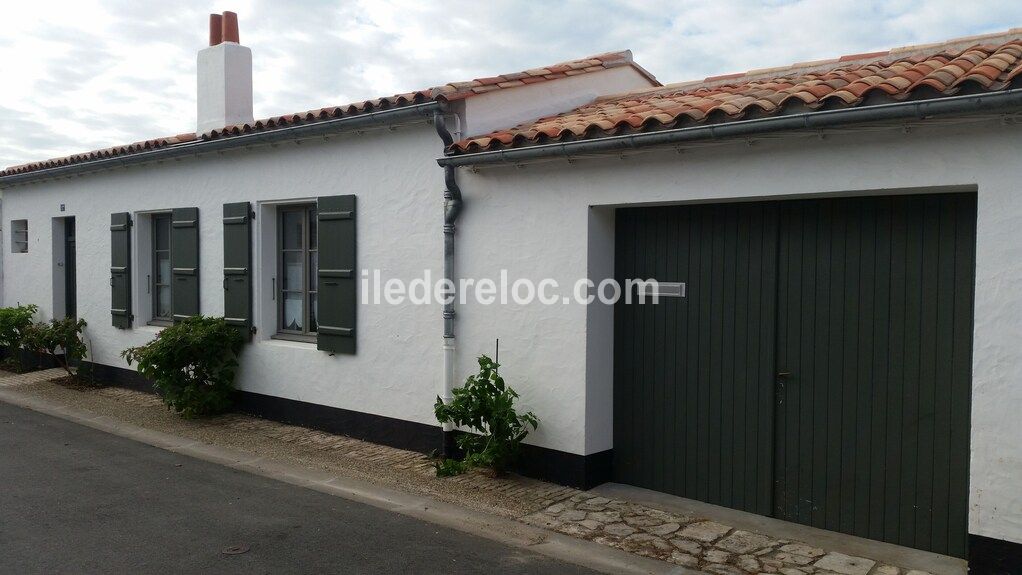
[
  {"x1": 1, "y1": 125, "x2": 447, "y2": 429},
  {"x1": 453, "y1": 119, "x2": 1022, "y2": 544}
]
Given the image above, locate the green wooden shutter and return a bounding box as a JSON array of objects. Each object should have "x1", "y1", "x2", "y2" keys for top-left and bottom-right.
[
  {"x1": 110, "y1": 212, "x2": 132, "y2": 328},
  {"x1": 171, "y1": 207, "x2": 200, "y2": 321},
  {"x1": 316, "y1": 195, "x2": 356, "y2": 354},
  {"x1": 223, "y1": 202, "x2": 251, "y2": 339}
]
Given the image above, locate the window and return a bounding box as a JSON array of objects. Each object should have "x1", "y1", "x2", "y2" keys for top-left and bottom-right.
[
  {"x1": 11, "y1": 220, "x2": 28, "y2": 253},
  {"x1": 151, "y1": 213, "x2": 172, "y2": 322},
  {"x1": 278, "y1": 205, "x2": 317, "y2": 337}
]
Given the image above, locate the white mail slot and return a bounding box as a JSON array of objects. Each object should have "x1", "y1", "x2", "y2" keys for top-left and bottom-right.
[{"x1": 638, "y1": 281, "x2": 686, "y2": 298}]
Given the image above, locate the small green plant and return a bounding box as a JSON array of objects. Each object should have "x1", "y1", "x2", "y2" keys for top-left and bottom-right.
[
  {"x1": 433, "y1": 458, "x2": 469, "y2": 477},
  {"x1": 434, "y1": 355, "x2": 539, "y2": 476},
  {"x1": 122, "y1": 316, "x2": 243, "y2": 418},
  {"x1": 0, "y1": 304, "x2": 39, "y2": 372},
  {"x1": 21, "y1": 317, "x2": 88, "y2": 379}
]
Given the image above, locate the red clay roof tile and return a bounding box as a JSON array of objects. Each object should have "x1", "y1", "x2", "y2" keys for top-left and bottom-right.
[
  {"x1": 0, "y1": 133, "x2": 198, "y2": 176},
  {"x1": 449, "y1": 31, "x2": 1022, "y2": 155},
  {"x1": 3, "y1": 50, "x2": 656, "y2": 177}
]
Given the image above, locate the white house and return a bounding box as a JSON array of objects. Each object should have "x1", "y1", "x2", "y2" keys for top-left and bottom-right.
[
  {"x1": 0, "y1": 14, "x2": 657, "y2": 479},
  {"x1": 2, "y1": 12, "x2": 1020, "y2": 568}
]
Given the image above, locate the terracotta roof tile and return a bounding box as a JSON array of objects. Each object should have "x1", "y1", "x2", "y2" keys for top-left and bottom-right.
[
  {"x1": 449, "y1": 32, "x2": 1022, "y2": 155},
  {"x1": 430, "y1": 50, "x2": 657, "y2": 102},
  {"x1": 4, "y1": 50, "x2": 656, "y2": 178},
  {"x1": 1, "y1": 133, "x2": 198, "y2": 176}
]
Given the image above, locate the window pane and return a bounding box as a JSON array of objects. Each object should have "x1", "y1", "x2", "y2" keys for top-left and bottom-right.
[
  {"x1": 309, "y1": 293, "x2": 318, "y2": 332},
  {"x1": 157, "y1": 253, "x2": 171, "y2": 284},
  {"x1": 282, "y1": 210, "x2": 303, "y2": 250},
  {"x1": 283, "y1": 292, "x2": 303, "y2": 331},
  {"x1": 155, "y1": 216, "x2": 170, "y2": 250},
  {"x1": 309, "y1": 251, "x2": 318, "y2": 291},
  {"x1": 283, "y1": 251, "x2": 303, "y2": 291},
  {"x1": 157, "y1": 286, "x2": 171, "y2": 318},
  {"x1": 309, "y1": 207, "x2": 318, "y2": 249}
]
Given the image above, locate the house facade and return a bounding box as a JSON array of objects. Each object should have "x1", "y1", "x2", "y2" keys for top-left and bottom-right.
[{"x1": 2, "y1": 13, "x2": 1020, "y2": 567}]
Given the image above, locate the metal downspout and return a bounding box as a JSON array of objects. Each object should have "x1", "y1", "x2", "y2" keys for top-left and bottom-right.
[{"x1": 433, "y1": 108, "x2": 463, "y2": 457}]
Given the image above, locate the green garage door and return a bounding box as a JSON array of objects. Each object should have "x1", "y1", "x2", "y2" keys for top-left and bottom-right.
[{"x1": 613, "y1": 193, "x2": 975, "y2": 557}]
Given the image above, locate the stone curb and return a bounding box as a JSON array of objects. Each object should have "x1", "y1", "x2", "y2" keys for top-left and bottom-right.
[{"x1": 0, "y1": 387, "x2": 694, "y2": 575}]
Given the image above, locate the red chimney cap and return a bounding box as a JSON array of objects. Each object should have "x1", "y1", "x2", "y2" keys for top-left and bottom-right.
[
  {"x1": 208, "y1": 11, "x2": 239, "y2": 46},
  {"x1": 208, "y1": 14, "x2": 223, "y2": 46},
  {"x1": 222, "y1": 11, "x2": 239, "y2": 44}
]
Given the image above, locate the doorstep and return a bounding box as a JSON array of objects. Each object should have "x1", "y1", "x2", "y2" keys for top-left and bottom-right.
[
  {"x1": 590, "y1": 484, "x2": 965, "y2": 575},
  {"x1": 0, "y1": 370, "x2": 964, "y2": 575}
]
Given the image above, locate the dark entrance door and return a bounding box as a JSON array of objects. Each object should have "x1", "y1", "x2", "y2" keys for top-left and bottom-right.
[
  {"x1": 614, "y1": 202, "x2": 780, "y2": 517},
  {"x1": 64, "y1": 217, "x2": 77, "y2": 318},
  {"x1": 773, "y1": 194, "x2": 975, "y2": 556},
  {"x1": 613, "y1": 193, "x2": 975, "y2": 557}
]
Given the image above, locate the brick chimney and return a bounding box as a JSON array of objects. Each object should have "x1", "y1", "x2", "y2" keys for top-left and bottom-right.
[{"x1": 196, "y1": 11, "x2": 253, "y2": 134}]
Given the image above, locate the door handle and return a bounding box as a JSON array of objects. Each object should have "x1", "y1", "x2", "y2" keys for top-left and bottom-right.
[{"x1": 776, "y1": 371, "x2": 791, "y2": 403}]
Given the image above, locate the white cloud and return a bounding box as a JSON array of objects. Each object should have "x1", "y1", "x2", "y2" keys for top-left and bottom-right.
[{"x1": 1, "y1": 0, "x2": 1019, "y2": 167}]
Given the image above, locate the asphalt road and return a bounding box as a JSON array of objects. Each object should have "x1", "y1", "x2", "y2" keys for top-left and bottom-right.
[{"x1": 0, "y1": 401, "x2": 597, "y2": 575}]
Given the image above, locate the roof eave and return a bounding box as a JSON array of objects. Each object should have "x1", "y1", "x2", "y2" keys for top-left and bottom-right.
[
  {"x1": 1, "y1": 101, "x2": 441, "y2": 188},
  {"x1": 437, "y1": 89, "x2": 1022, "y2": 168}
]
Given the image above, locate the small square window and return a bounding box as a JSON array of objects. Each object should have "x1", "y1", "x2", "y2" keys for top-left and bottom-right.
[{"x1": 10, "y1": 220, "x2": 28, "y2": 253}]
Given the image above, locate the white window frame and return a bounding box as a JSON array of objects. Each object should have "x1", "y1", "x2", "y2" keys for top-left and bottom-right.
[
  {"x1": 276, "y1": 204, "x2": 317, "y2": 340},
  {"x1": 10, "y1": 219, "x2": 28, "y2": 253}
]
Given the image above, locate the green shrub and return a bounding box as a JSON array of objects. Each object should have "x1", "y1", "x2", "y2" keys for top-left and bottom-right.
[
  {"x1": 434, "y1": 355, "x2": 538, "y2": 476},
  {"x1": 0, "y1": 304, "x2": 39, "y2": 371},
  {"x1": 122, "y1": 316, "x2": 243, "y2": 418},
  {"x1": 21, "y1": 317, "x2": 88, "y2": 379}
]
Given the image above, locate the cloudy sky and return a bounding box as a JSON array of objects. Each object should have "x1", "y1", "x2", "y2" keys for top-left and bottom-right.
[{"x1": 1, "y1": 0, "x2": 1019, "y2": 168}]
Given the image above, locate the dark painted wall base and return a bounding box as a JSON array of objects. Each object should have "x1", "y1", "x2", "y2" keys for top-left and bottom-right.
[
  {"x1": 79, "y1": 360, "x2": 609, "y2": 489},
  {"x1": 442, "y1": 429, "x2": 612, "y2": 489},
  {"x1": 236, "y1": 391, "x2": 441, "y2": 455},
  {"x1": 969, "y1": 534, "x2": 1022, "y2": 574},
  {"x1": 0, "y1": 347, "x2": 65, "y2": 371},
  {"x1": 84, "y1": 361, "x2": 153, "y2": 392}
]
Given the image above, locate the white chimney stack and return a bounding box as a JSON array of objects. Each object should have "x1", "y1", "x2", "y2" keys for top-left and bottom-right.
[{"x1": 196, "y1": 11, "x2": 254, "y2": 134}]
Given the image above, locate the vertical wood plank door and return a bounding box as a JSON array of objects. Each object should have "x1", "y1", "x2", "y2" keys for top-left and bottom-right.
[
  {"x1": 774, "y1": 193, "x2": 975, "y2": 557},
  {"x1": 614, "y1": 202, "x2": 780, "y2": 517},
  {"x1": 613, "y1": 192, "x2": 974, "y2": 557}
]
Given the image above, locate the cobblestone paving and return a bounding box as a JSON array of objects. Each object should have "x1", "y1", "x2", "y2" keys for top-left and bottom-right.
[
  {"x1": 0, "y1": 368, "x2": 67, "y2": 387},
  {"x1": 1, "y1": 371, "x2": 933, "y2": 575},
  {"x1": 524, "y1": 494, "x2": 929, "y2": 575}
]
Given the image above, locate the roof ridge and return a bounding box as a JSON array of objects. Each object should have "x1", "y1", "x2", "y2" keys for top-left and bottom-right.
[
  {"x1": 591, "y1": 27, "x2": 1022, "y2": 103},
  {"x1": 429, "y1": 49, "x2": 658, "y2": 101}
]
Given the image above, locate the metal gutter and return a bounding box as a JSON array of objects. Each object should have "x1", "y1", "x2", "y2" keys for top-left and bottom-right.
[
  {"x1": 437, "y1": 89, "x2": 1022, "y2": 167},
  {"x1": 0, "y1": 101, "x2": 442, "y2": 187}
]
